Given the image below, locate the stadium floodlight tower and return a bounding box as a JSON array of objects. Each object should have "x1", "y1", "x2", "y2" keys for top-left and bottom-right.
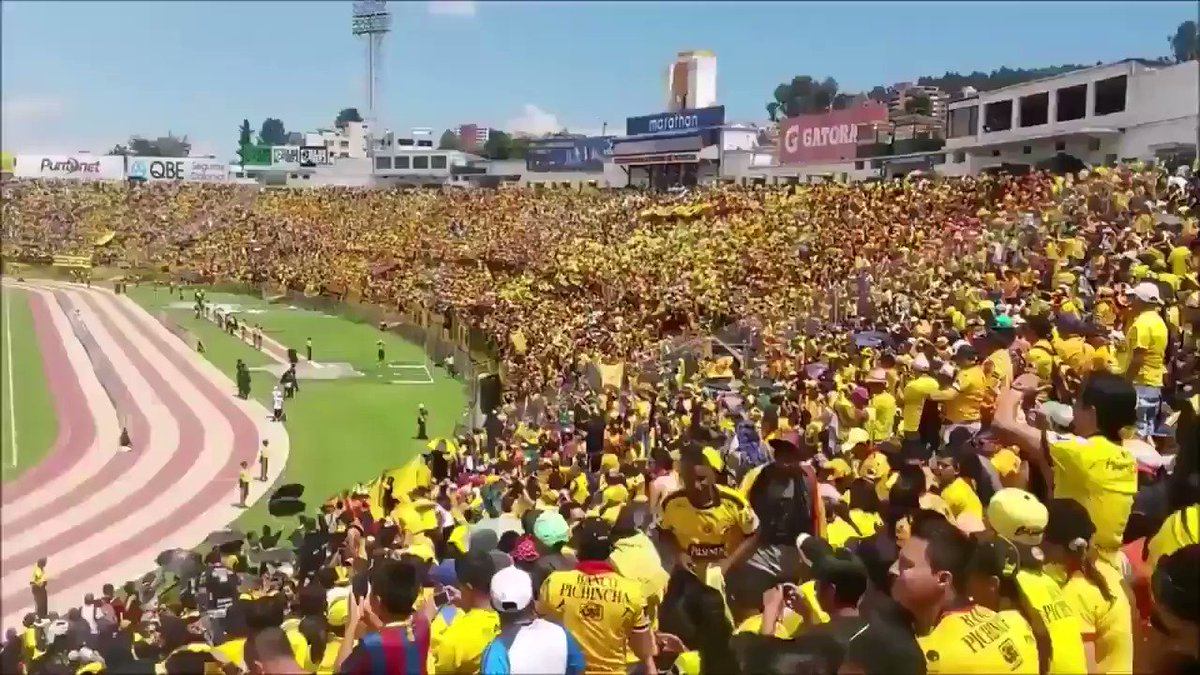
[{"x1": 351, "y1": 0, "x2": 392, "y2": 168}]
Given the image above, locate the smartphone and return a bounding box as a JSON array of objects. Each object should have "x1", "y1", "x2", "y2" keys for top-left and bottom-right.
[{"x1": 433, "y1": 590, "x2": 450, "y2": 607}]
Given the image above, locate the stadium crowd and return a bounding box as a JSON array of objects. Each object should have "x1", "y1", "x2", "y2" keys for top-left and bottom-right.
[{"x1": 1, "y1": 163, "x2": 1199, "y2": 675}]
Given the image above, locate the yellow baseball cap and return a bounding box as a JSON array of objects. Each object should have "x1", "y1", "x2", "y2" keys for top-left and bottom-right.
[
  {"x1": 822, "y1": 458, "x2": 852, "y2": 481},
  {"x1": 858, "y1": 452, "x2": 890, "y2": 482},
  {"x1": 327, "y1": 597, "x2": 349, "y2": 628},
  {"x1": 840, "y1": 427, "x2": 870, "y2": 453},
  {"x1": 986, "y1": 488, "x2": 1048, "y2": 546}
]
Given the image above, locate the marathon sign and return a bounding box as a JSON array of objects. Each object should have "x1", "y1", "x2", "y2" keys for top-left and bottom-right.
[
  {"x1": 299, "y1": 146, "x2": 330, "y2": 167},
  {"x1": 14, "y1": 154, "x2": 125, "y2": 180},
  {"x1": 126, "y1": 158, "x2": 230, "y2": 182},
  {"x1": 626, "y1": 105, "x2": 725, "y2": 136},
  {"x1": 777, "y1": 102, "x2": 889, "y2": 165}
]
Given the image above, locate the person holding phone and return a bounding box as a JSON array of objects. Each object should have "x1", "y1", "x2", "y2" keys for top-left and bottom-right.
[{"x1": 334, "y1": 559, "x2": 428, "y2": 675}]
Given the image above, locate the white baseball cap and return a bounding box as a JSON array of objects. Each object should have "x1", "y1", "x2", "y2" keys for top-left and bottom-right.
[
  {"x1": 1125, "y1": 281, "x2": 1162, "y2": 304},
  {"x1": 490, "y1": 565, "x2": 534, "y2": 613}
]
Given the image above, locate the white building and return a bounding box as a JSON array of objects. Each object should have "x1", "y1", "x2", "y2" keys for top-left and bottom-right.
[
  {"x1": 666, "y1": 50, "x2": 718, "y2": 112},
  {"x1": 316, "y1": 120, "x2": 372, "y2": 160},
  {"x1": 371, "y1": 129, "x2": 477, "y2": 186},
  {"x1": 941, "y1": 59, "x2": 1198, "y2": 175}
]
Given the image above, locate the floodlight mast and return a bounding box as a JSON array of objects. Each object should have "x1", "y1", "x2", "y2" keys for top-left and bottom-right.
[{"x1": 351, "y1": 1, "x2": 391, "y2": 170}]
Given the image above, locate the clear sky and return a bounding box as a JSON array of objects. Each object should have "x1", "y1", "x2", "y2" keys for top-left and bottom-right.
[{"x1": 1, "y1": 0, "x2": 1194, "y2": 157}]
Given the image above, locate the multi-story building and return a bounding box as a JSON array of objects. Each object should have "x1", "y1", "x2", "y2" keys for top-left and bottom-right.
[
  {"x1": 941, "y1": 58, "x2": 1198, "y2": 175},
  {"x1": 455, "y1": 124, "x2": 492, "y2": 151},
  {"x1": 371, "y1": 128, "x2": 478, "y2": 186},
  {"x1": 888, "y1": 83, "x2": 949, "y2": 124},
  {"x1": 315, "y1": 120, "x2": 372, "y2": 160},
  {"x1": 666, "y1": 50, "x2": 718, "y2": 112}
]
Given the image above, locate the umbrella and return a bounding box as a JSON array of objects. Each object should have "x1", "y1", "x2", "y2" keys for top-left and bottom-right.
[
  {"x1": 201, "y1": 529, "x2": 244, "y2": 549},
  {"x1": 155, "y1": 549, "x2": 203, "y2": 579},
  {"x1": 852, "y1": 330, "x2": 893, "y2": 349},
  {"x1": 803, "y1": 363, "x2": 829, "y2": 380},
  {"x1": 271, "y1": 483, "x2": 305, "y2": 500},
  {"x1": 267, "y1": 496, "x2": 307, "y2": 518},
  {"x1": 248, "y1": 547, "x2": 297, "y2": 566}
]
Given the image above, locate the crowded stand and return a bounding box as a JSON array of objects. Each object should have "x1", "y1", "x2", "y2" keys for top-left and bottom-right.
[{"x1": 2, "y1": 163, "x2": 1199, "y2": 675}]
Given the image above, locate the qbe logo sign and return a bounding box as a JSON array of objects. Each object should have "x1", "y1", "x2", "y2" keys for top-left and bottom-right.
[{"x1": 128, "y1": 159, "x2": 188, "y2": 181}]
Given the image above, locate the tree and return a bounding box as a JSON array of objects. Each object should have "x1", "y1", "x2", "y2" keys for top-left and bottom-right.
[
  {"x1": 106, "y1": 144, "x2": 132, "y2": 156},
  {"x1": 509, "y1": 135, "x2": 531, "y2": 160},
  {"x1": 904, "y1": 93, "x2": 933, "y2": 116},
  {"x1": 336, "y1": 107, "x2": 364, "y2": 127},
  {"x1": 238, "y1": 119, "x2": 253, "y2": 147},
  {"x1": 259, "y1": 118, "x2": 288, "y2": 146},
  {"x1": 482, "y1": 131, "x2": 513, "y2": 160},
  {"x1": 1170, "y1": 20, "x2": 1198, "y2": 62},
  {"x1": 438, "y1": 129, "x2": 461, "y2": 151},
  {"x1": 766, "y1": 75, "x2": 842, "y2": 121},
  {"x1": 127, "y1": 134, "x2": 191, "y2": 157}
]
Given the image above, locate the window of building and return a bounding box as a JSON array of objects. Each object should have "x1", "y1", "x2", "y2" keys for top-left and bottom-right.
[
  {"x1": 289, "y1": 173, "x2": 299, "y2": 179},
  {"x1": 1055, "y1": 84, "x2": 1087, "y2": 122},
  {"x1": 983, "y1": 100, "x2": 1013, "y2": 132},
  {"x1": 417, "y1": 140, "x2": 433, "y2": 148},
  {"x1": 413, "y1": 155, "x2": 429, "y2": 170},
  {"x1": 1104, "y1": 153, "x2": 1118, "y2": 165},
  {"x1": 339, "y1": 152, "x2": 349, "y2": 158},
  {"x1": 340, "y1": 141, "x2": 349, "y2": 147},
  {"x1": 374, "y1": 156, "x2": 392, "y2": 170},
  {"x1": 870, "y1": 159, "x2": 883, "y2": 169},
  {"x1": 431, "y1": 155, "x2": 447, "y2": 169},
  {"x1": 991, "y1": 149, "x2": 1001, "y2": 157},
  {"x1": 1087, "y1": 137, "x2": 1102, "y2": 152},
  {"x1": 953, "y1": 151, "x2": 966, "y2": 163},
  {"x1": 932, "y1": 153, "x2": 946, "y2": 165},
  {"x1": 326, "y1": 140, "x2": 334, "y2": 147},
  {"x1": 1022, "y1": 145, "x2": 1032, "y2": 155},
  {"x1": 1094, "y1": 76, "x2": 1126, "y2": 115},
  {"x1": 1018, "y1": 92, "x2": 1049, "y2": 128},
  {"x1": 397, "y1": 138, "x2": 414, "y2": 146},
  {"x1": 1055, "y1": 141, "x2": 1066, "y2": 152},
  {"x1": 947, "y1": 106, "x2": 978, "y2": 138},
  {"x1": 302, "y1": 174, "x2": 310, "y2": 180},
  {"x1": 854, "y1": 160, "x2": 864, "y2": 170},
  {"x1": 394, "y1": 156, "x2": 410, "y2": 169}
]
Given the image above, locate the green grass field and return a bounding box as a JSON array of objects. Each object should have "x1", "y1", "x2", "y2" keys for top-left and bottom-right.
[
  {"x1": 126, "y1": 286, "x2": 469, "y2": 531},
  {"x1": 1, "y1": 286, "x2": 58, "y2": 482}
]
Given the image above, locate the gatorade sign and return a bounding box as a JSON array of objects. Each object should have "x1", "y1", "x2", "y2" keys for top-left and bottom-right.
[
  {"x1": 777, "y1": 102, "x2": 889, "y2": 165},
  {"x1": 127, "y1": 158, "x2": 229, "y2": 182}
]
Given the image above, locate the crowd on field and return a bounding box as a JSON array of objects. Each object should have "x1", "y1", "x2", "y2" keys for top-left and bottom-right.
[{"x1": 2, "y1": 163, "x2": 1199, "y2": 675}]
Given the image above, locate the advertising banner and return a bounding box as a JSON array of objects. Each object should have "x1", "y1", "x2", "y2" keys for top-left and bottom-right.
[
  {"x1": 127, "y1": 157, "x2": 229, "y2": 182},
  {"x1": 271, "y1": 145, "x2": 301, "y2": 169},
  {"x1": 238, "y1": 145, "x2": 273, "y2": 167},
  {"x1": 777, "y1": 103, "x2": 889, "y2": 165},
  {"x1": 299, "y1": 146, "x2": 330, "y2": 167},
  {"x1": 525, "y1": 136, "x2": 614, "y2": 172},
  {"x1": 14, "y1": 155, "x2": 125, "y2": 180},
  {"x1": 626, "y1": 105, "x2": 725, "y2": 136}
]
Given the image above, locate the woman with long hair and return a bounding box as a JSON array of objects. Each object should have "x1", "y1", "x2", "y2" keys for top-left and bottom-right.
[{"x1": 1042, "y1": 498, "x2": 1133, "y2": 674}]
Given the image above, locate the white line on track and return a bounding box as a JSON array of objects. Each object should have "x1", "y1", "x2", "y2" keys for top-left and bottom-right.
[
  {"x1": 0, "y1": 286, "x2": 120, "y2": 525},
  {"x1": 3, "y1": 286, "x2": 17, "y2": 468}
]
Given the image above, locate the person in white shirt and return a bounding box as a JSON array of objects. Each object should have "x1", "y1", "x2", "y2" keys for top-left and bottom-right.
[
  {"x1": 272, "y1": 386, "x2": 284, "y2": 422},
  {"x1": 481, "y1": 566, "x2": 586, "y2": 675}
]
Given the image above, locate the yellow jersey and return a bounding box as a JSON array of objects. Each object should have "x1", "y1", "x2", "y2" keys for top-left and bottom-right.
[
  {"x1": 901, "y1": 375, "x2": 940, "y2": 434},
  {"x1": 1119, "y1": 309, "x2": 1168, "y2": 387},
  {"x1": 1047, "y1": 433, "x2": 1136, "y2": 562},
  {"x1": 917, "y1": 605, "x2": 1038, "y2": 674},
  {"x1": 938, "y1": 477, "x2": 983, "y2": 520},
  {"x1": 944, "y1": 366, "x2": 986, "y2": 424},
  {"x1": 659, "y1": 486, "x2": 758, "y2": 563},
  {"x1": 538, "y1": 566, "x2": 650, "y2": 675},
  {"x1": 1013, "y1": 569, "x2": 1087, "y2": 675},
  {"x1": 432, "y1": 608, "x2": 500, "y2": 675},
  {"x1": 1058, "y1": 560, "x2": 1134, "y2": 674}
]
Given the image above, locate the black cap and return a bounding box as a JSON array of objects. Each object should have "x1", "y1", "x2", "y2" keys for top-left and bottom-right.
[
  {"x1": 456, "y1": 548, "x2": 499, "y2": 592},
  {"x1": 573, "y1": 518, "x2": 614, "y2": 561}
]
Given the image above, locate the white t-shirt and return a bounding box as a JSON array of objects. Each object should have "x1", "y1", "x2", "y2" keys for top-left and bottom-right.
[{"x1": 272, "y1": 390, "x2": 284, "y2": 409}]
